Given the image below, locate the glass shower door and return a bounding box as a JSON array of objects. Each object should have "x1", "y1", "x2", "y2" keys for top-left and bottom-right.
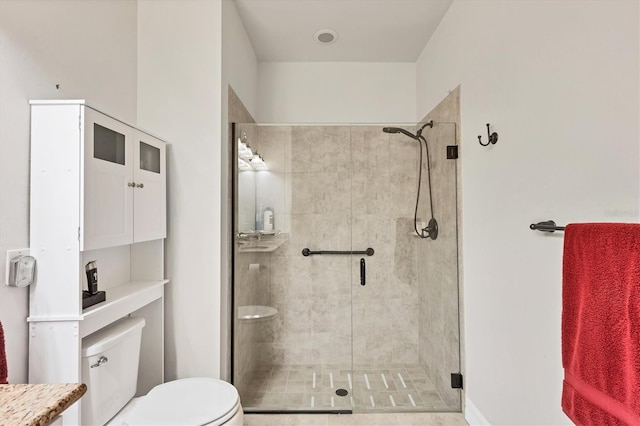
[
  {"x1": 232, "y1": 120, "x2": 462, "y2": 414},
  {"x1": 232, "y1": 124, "x2": 355, "y2": 413},
  {"x1": 349, "y1": 123, "x2": 461, "y2": 412}
]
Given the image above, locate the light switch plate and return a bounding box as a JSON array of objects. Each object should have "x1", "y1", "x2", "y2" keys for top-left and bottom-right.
[{"x1": 5, "y1": 248, "x2": 30, "y2": 286}]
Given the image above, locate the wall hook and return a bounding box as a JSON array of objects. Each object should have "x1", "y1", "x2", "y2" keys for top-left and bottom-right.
[{"x1": 478, "y1": 123, "x2": 498, "y2": 146}]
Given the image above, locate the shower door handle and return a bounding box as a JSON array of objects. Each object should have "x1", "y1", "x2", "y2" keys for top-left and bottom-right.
[{"x1": 360, "y1": 258, "x2": 366, "y2": 286}]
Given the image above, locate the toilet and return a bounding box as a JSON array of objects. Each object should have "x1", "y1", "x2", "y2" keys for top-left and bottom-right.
[{"x1": 81, "y1": 317, "x2": 243, "y2": 426}]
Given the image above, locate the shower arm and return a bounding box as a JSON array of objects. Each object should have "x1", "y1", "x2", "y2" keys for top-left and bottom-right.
[{"x1": 416, "y1": 121, "x2": 434, "y2": 138}]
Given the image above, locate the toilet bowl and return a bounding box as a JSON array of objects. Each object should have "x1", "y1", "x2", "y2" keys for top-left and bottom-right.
[
  {"x1": 81, "y1": 317, "x2": 243, "y2": 426},
  {"x1": 107, "y1": 378, "x2": 243, "y2": 426}
]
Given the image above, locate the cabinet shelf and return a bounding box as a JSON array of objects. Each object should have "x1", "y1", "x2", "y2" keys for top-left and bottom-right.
[
  {"x1": 80, "y1": 280, "x2": 168, "y2": 337},
  {"x1": 28, "y1": 280, "x2": 168, "y2": 338}
]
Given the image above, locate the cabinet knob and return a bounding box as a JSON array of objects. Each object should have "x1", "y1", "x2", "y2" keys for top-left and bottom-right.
[
  {"x1": 128, "y1": 182, "x2": 136, "y2": 187},
  {"x1": 136, "y1": 183, "x2": 144, "y2": 189}
]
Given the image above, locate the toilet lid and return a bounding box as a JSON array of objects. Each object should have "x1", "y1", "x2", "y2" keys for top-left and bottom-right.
[{"x1": 128, "y1": 378, "x2": 239, "y2": 425}]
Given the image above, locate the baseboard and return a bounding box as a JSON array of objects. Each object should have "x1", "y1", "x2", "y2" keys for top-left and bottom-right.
[{"x1": 465, "y1": 398, "x2": 491, "y2": 425}]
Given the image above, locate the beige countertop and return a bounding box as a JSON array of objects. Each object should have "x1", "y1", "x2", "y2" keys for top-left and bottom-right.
[{"x1": 0, "y1": 383, "x2": 87, "y2": 426}]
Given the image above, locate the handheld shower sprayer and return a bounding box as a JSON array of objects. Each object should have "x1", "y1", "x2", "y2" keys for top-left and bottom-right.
[
  {"x1": 382, "y1": 121, "x2": 433, "y2": 139},
  {"x1": 382, "y1": 127, "x2": 418, "y2": 139},
  {"x1": 382, "y1": 121, "x2": 438, "y2": 240}
]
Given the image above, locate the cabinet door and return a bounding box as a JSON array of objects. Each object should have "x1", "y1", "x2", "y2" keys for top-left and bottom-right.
[
  {"x1": 133, "y1": 130, "x2": 166, "y2": 242},
  {"x1": 82, "y1": 107, "x2": 134, "y2": 250}
]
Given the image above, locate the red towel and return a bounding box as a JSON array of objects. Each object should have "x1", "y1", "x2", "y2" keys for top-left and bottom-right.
[
  {"x1": 562, "y1": 223, "x2": 640, "y2": 425},
  {"x1": 0, "y1": 321, "x2": 7, "y2": 384}
]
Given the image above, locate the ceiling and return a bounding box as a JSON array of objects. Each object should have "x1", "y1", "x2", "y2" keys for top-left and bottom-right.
[{"x1": 233, "y1": 0, "x2": 454, "y2": 62}]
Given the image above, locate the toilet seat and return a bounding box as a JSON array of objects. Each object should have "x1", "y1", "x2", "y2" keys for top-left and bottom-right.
[{"x1": 127, "y1": 378, "x2": 240, "y2": 425}]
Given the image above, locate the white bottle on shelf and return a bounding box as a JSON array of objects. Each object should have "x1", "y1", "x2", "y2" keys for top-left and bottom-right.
[
  {"x1": 263, "y1": 207, "x2": 274, "y2": 231},
  {"x1": 256, "y1": 203, "x2": 264, "y2": 230}
]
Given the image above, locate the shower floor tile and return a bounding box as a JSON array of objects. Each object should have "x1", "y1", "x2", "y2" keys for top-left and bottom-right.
[{"x1": 241, "y1": 364, "x2": 456, "y2": 412}]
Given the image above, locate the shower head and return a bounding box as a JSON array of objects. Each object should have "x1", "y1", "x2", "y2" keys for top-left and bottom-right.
[{"x1": 382, "y1": 127, "x2": 419, "y2": 140}]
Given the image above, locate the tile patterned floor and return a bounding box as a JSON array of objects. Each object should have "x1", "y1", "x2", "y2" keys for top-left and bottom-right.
[{"x1": 241, "y1": 364, "x2": 457, "y2": 412}]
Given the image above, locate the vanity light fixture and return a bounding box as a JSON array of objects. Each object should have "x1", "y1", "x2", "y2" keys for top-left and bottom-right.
[
  {"x1": 236, "y1": 132, "x2": 268, "y2": 171},
  {"x1": 250, "y1": 154, "x2": 267, "y2": 170},
  {"x1": 238, "y1": 158, "x2": 252, "y2": 171},
  {"x1": 238, "y1": 141, "x2": 254, "y2": 160}
]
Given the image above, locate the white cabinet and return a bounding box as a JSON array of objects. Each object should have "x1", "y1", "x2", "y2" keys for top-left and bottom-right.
[
  {"x1": 82, "y1": 107, "x2": 134, "y2": 250},
  {"x1": 28, "y1": 100, "x2": 168, "y2": 426},
  {"x1": 132, "y1": 130, "x2": 167, "y2": 243},
  {"x1": 82, "y1": 107, "x2": 166, "y2": 251}
]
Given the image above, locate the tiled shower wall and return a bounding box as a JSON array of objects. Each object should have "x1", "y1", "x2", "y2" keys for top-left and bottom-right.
[
  {"x1": 260, "y1": 126, "x2": 354, "y2": 366},
  {"x1": 233, "y1": 250, "x2": 270, "y2": 398},
  {"x1": 251, "y1": 125, "x2": 424, "y2": 367},
  {"x1": 350, "y1": 127, "x2": 421, "y2": 365}
]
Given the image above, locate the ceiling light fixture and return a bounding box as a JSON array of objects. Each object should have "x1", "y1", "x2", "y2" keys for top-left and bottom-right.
[{"x1": 314, "y1": 29, "x2": 338, "y2": 45}]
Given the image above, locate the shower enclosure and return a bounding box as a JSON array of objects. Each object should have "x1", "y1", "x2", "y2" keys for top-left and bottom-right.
[{"x1": 231, "y1": 120, "x2": 460, "y2": 413}]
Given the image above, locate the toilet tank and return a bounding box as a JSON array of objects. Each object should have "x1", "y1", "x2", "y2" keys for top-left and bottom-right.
[{"x1": 81, "y1": 317, "x2": 145, "y2": 426}]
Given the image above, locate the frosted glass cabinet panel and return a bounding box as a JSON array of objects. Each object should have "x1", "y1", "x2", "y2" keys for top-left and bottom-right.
[
  {"x1": 94, "y1": 123, "x2": 126, "y2": 165},
  {"x1": 139, "y1": 142, "x2": 161, "y2": 173}
]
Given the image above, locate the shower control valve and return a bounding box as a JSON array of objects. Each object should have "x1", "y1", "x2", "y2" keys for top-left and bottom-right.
[{"x1": 422, "y1": 218, "x2": 439, "y2": 241}]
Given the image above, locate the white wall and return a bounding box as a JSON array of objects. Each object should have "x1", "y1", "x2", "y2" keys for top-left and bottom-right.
[
  {"x1": 137, "y1": 0, "x2": 223, "y2": 380},
  {"x1": 0, "y1": 0, "x2": 253, "y2": 385},
  {"x1": 0, "y1": 0, "x2": 137, "y2": 384},
  {"x1": 222, "y1": 0, "x2": 259, "y2": 121},
  {"x1": 416, "y1": 1, "x2": 640, "y2": 424},
  {"x1": 221, "y1": 0, "x2": 259, "y2": 378},
  {"x1": 258, "y1": 62, "x2": 416, "y2": 123}
]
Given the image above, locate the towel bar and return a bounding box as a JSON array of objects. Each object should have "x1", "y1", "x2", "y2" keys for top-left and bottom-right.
[{"x1": 530, "y1": 220, "x2": 565, "y2": 232}]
